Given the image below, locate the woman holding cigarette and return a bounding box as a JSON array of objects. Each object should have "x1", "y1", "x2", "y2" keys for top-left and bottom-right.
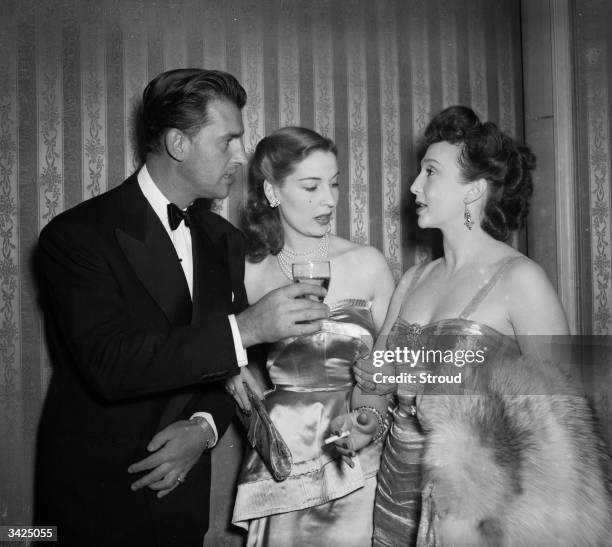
[
  {"x1": 229, "y1": 126, "x2": 394, "y2": 546},
  {"x1": 328, "y1": 106, "x2": 608, "y2": 546}
]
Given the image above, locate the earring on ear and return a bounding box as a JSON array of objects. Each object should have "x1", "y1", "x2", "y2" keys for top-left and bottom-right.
[
  {"x1": 463, "y1": 200, "x2": 474, "y2": 230},
  {"x1": 268, "y1": 196, "x2": 280, "y2": 208}
]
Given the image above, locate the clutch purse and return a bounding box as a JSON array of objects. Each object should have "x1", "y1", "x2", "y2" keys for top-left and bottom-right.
[{"x1": 236, "y1": 383, "x2": 293, "y2": 481}]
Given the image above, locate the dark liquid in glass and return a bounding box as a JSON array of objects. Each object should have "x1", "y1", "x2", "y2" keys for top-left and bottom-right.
[{"x1": 295, "y1": 276, "x2": 330, "y2": 302}]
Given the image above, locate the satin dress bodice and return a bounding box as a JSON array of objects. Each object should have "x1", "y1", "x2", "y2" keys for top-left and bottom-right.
[
  {"x1": 388, "y1": 317, "x2": 521, "y2": 405},
  {"x1": 267, "y1": 299, "x2": 375, "y2": 392},
  {"x1": 233, "y1": 299, "x2": 382, "y2": 543}
]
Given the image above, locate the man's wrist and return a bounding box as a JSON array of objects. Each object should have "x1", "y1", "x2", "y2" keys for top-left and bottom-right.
[
  {"x1": 228, "y1": 314, "x2": 249, "y2": 366},
  {"x1": 234, "y1": 311, "x2": 257, "y2": 349},
  {"x1": 189, "y1": 412, "x2": 217, "y2": 448}
]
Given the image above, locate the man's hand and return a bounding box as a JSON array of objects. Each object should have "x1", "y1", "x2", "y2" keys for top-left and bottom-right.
[
  {"x1": 128, "y1": 420, "x2": 212, "y2": 498},
  {"x1": 236, "y1": 283, "x2": 329, "y2": 347},
  {"x1": 225, "y1": 366, "x2": 265, "y2": 413}
]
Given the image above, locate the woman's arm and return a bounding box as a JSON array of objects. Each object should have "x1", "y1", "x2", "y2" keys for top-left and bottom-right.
[
  {"x1": 333, "y1": 265, "x2": 422, "y2": 454},
  {"x1": 353, "y1": 263, "x2": 422, "y2": 395},
  {"x1": 504, "y1": 258, "x2": 570, "y2": 358}
]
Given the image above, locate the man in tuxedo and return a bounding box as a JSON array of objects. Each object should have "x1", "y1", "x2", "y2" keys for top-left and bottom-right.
[{"x1": 34, "y1": 69, "x2": 327, "y2": 547}]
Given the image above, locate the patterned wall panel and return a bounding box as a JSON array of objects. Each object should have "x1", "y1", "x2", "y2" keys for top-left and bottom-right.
[
  {"x1": 496, "y1": 1, "x2": 518, "y2": 135},
  {"x1": 439, "y1": 0, "x2": 459, "y2": 107},
  {"x1": 346, "y1": 0, "x2": 369, "y2": 246},
  {"x1": 37, "y1": 1, "x2": 64, "y2": 402},
  {"x1": 409, "y1": 0, "x2": 433, "y2": 265},
  {"x1": 82, "y1": 0, "x2": 108, "y2": 200},
  {"x1": 122, "y1": 1, "x2": 148, "y2": 176},
  {"x1": 105, "y1": 0, "x2": 125, "y2": 189},
  {"x1": 574, "y1": 0, "x2": 612, "y2": 448},
  {"x1": 0, "y1": 0, "x2": 22, "y2": 524},
  {"x1": 37, "y1": 2, "x2": 64, "y2": 228},
  {"x1": 312, "y1": 0, "x2": 336, "y2": 234},
  {"x1": 576, "y1": 2, "x2": 611, "y2": 336},
  {"x1": 62, "y1": 0, "x2": 82, "y2": 211},
  {"x1": 378, "y1": 1, "x2": 402, "y2": 279},
  {"x1": 278, "y1": 0, "x2": 300, "y2": 128},
  {"x1": 468, "y1": 0, "x2": 488, "y2": 120},
  {"x1": 0, "y1": 0, "x2": 527, "y2": 534}
]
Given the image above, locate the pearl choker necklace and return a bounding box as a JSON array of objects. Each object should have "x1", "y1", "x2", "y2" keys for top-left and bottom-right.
[{"x1": 277, "y1": 234, "x2": 330, "y2": 281}]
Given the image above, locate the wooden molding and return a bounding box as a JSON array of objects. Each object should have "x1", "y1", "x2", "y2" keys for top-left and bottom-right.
[{"x1": 550, "y1": 0, "x2": 579, "y2": 334}]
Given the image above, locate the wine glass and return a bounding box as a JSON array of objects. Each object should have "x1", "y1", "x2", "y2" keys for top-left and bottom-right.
[{"x1": 291, "y1": 261, "x2": 331, "y2": 302}]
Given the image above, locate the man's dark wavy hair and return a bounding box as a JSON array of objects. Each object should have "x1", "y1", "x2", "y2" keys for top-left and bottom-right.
[{"x1": 142, "y1": 68, "x2": 246, "y2": 154}]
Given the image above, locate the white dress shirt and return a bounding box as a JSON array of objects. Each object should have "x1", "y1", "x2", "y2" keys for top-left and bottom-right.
[{"x1": 138, "y1": 165, "x2": 247, "y2": 445}]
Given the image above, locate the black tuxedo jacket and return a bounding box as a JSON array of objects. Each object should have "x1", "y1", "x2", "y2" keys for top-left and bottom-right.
[{"x1": 34, "y1": 174, "x2": 247, "y2": 546}]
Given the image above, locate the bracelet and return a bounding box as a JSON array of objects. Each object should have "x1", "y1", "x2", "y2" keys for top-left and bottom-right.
[
  {"x1": 189, "y1": 416, "x2": 213, "y2": 450},
  {"x1": 354, "y1": 405, "x2": 389, "y2": 444}
]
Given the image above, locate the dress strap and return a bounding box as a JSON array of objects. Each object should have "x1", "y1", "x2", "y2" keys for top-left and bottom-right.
[{"x1": 459, "y1": 256, "x2": 525, "y2": 319}]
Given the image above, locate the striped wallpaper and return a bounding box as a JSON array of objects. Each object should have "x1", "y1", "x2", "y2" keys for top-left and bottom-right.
[
  {"x1": 575, "y1": 0, "x2": 612, "y2": 336},
  {"x1": 574, "y1": 0, "x2": 612, "y2": 459},
  {"x1": 0, "y1": 0, "x2": 525, "y2": 533}
]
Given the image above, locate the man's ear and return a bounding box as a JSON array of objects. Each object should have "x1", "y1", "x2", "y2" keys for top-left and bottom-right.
[
  {"x1": 464, "y1": 178, "x2": 487, "y2": 204},
  {"x1": 164, "y1": 128, "x2": 188, "y2": 162}
]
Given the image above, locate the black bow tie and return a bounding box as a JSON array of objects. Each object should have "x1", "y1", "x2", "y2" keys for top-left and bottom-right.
[{"x1": 167, "y1": 203, "x2": 191, "y2": 230}]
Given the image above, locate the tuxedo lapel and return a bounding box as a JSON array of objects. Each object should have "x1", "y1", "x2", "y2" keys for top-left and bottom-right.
[
  {"x1": 191, "y1": 204, "x2": 244, "y2": 312},
  {"x1": 115, "y1": 177, "x2": 192, "y2": 326},
  {"x1": 190, "y1": 211, "x2": 232, "y2": 323}
]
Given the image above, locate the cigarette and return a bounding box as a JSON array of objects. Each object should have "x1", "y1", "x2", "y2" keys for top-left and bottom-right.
[{"x1": 323, "y1": 430, "x2": 351, "y2": 445}]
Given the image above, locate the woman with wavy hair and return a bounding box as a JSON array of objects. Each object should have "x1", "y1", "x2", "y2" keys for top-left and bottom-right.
[
  {"x1": 333, "y1": 107, "x2": 610, "y2": 545},
  {"x1": 230, "y1": 126, "x2": 395, "y2": 546}
]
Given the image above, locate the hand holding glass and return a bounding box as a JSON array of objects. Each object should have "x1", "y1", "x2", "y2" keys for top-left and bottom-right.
[{"x1": 291, "y1": 261, "x2": 330, "y2": 302}]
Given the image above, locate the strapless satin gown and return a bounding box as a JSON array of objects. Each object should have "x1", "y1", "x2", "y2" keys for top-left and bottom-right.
[
  {"x1": 369, "y1": 318, "x2": 521, "y2": 546},
  {"x1": 355, "y1": 257, "x2": 523, "y2": 546},
  {"x1": 233, "y1": 300, "x2": 382, "y2": 547}
]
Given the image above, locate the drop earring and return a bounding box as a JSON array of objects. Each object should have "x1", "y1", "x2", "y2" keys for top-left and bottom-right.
[{"x1": 463, "y1": 201, "x2": 474, "y2": 230}]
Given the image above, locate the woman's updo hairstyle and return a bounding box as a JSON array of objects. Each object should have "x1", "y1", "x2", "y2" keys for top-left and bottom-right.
[
  {"x1": 241, "y1": 126, "x2": 337, "y2": 262},
  {"x1": 423, "y1": 106, "x2": 535, "y2": 241}
]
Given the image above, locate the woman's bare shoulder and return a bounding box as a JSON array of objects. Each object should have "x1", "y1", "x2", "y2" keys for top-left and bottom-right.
[
  {"x1": 502, "y1": 254, "x2": 549, "y2": 288},
  {"x1": 331, "y1": 237, "x2": 389, "y2": 271},
  {"x1": 500, "y1": 253, "x2": 569, "y2": 335}
]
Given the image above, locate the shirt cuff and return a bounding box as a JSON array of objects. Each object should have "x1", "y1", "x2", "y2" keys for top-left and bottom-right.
[
  {"x1": 228, "y1": 314, "x2": 248, "y2": 367},
  {"x1": 190, "y1": 412, "x2": 218, "y2": 447}
]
